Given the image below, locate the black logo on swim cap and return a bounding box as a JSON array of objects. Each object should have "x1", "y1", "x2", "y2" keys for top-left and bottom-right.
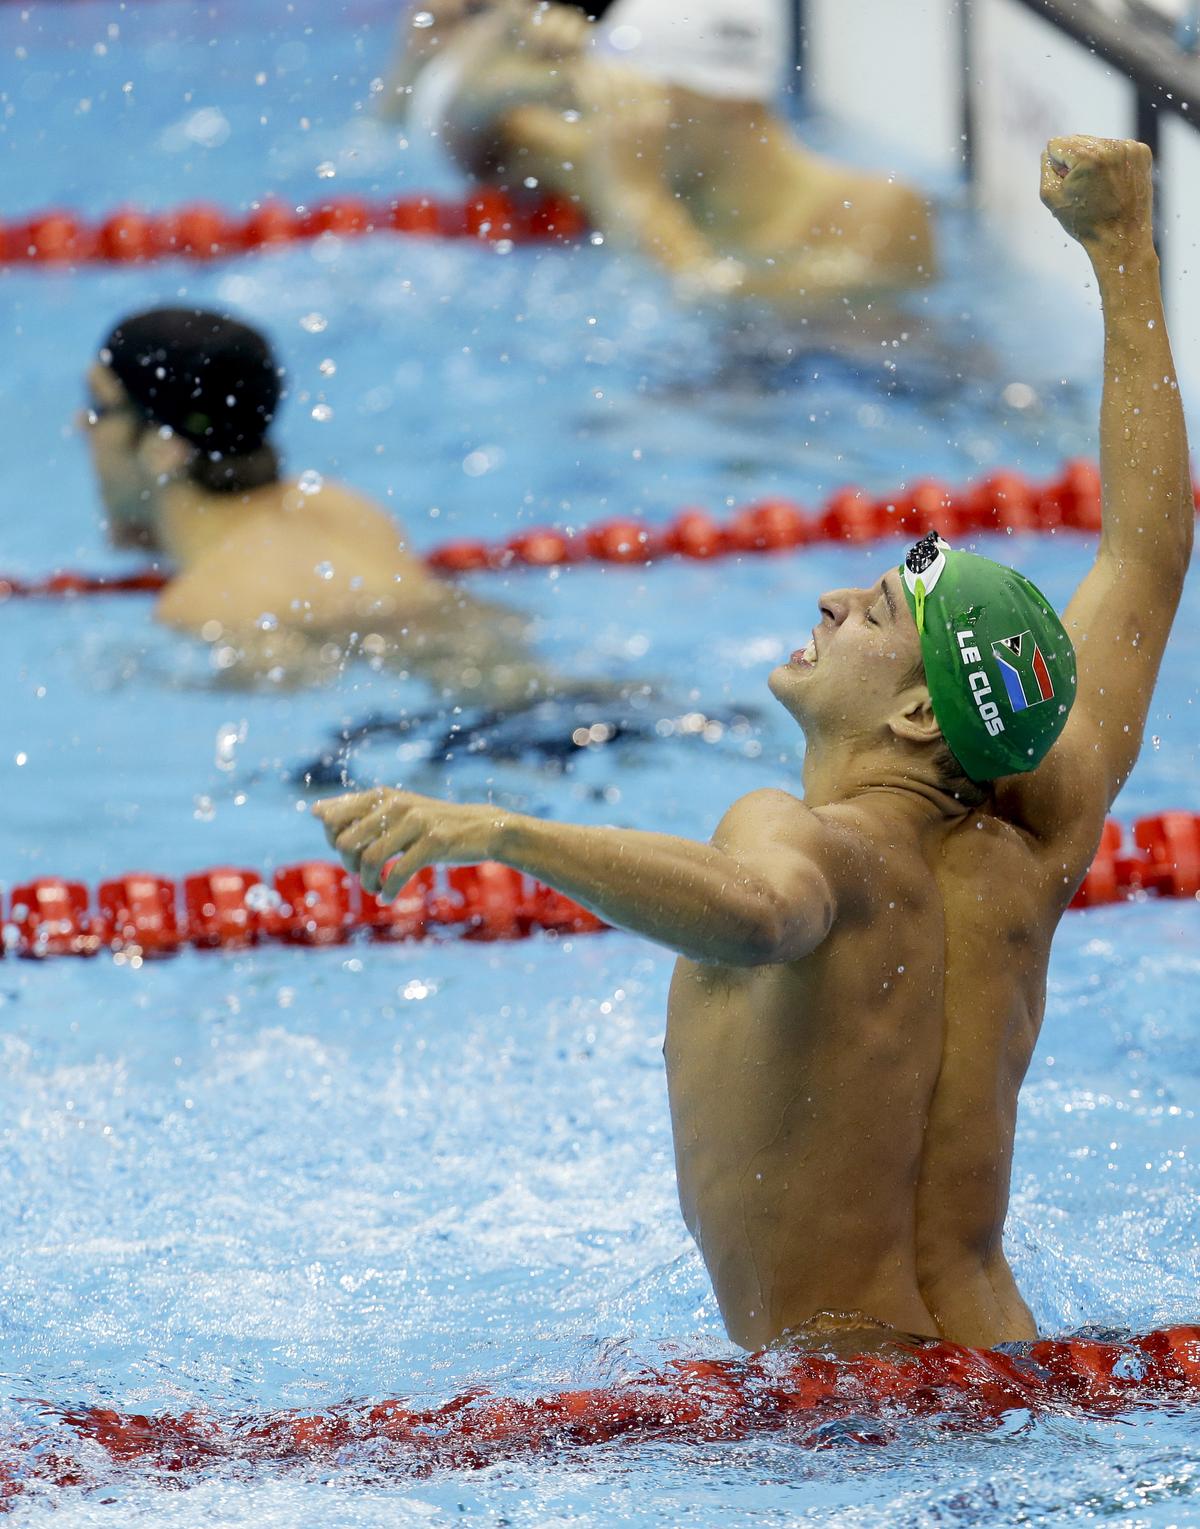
[{"x1": 905, "y1": 531, "x2": 943, "y2": 575}]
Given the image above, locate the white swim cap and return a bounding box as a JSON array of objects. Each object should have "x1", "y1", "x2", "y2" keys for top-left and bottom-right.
[{"x1": 596, "y1": 0, "x2": 789, "y2": 103}]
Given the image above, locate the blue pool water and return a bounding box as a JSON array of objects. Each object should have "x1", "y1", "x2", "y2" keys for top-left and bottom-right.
[{"x1": 2, "y1": 1, "x2": 1200, "y2": 1523}]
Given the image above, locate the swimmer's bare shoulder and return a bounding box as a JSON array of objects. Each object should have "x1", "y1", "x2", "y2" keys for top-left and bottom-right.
[
  {"x1": 707, "y1": 788, "x2": 879, "y2": 942},
  {"x1": 155, "y1": 481, "x2": 426, "y2": 634}
]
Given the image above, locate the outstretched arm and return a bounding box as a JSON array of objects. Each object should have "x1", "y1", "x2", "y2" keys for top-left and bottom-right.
[
  {"x1": 1012, "y1": 137, "x2": 1193, "y2": 830},
  {"x1": 313, "y1": 786, "x2": 835, "y2": 967}
]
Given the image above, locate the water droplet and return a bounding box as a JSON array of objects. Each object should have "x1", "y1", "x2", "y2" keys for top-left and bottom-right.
[
  {"x1": 319, "y1": 358, "x2": 336, "y2": 376},
  {"x1": 316, "y1": 160, "x2": 336, "y2": 180},
  {"x1": 246, "y1": 883, "x2": 282, "y2": 914},
  {"x1": 1152, "y1": 734, "x2": 1161, "y2": 749},
  {"x1": 315, "y1": 561, "x2": 335, "y2": 581},
  {"x1": 412, "y1": 9, "x2": 434, "y2": 26},
  {"x1": 300, "y1": 312, "x2": 327, "y2": 334},
  {"x1": 298, "y1": 469, "x2": 324, "y2": 495},
  {"x1": 1002, "y1": 381, "x2": 1037, "y2": 410},
  {"x1": 311, "y1": 403, "x2": 333, "y2": 422},
  {"x1": 214, "y1": 721, "x2": 246, "y2": 771},
  {"x1": 193, "y1": 794, "x2": 215, "y2": 822}
]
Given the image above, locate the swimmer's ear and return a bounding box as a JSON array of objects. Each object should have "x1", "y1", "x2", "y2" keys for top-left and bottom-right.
[
  {"x1": 888, "y1": 690, "x2": 941, "y2": 747},
  {"x1": 134, "y1": 424, "x2": 192, "y2": 484}
]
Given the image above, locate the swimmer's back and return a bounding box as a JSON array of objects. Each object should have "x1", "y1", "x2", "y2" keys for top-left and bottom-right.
[
  {"x1": 664, "y1": 785, "x2": 1097, "y2": 1351},
  {"x1": 916, "y1": 765, "x2": 1109, "y2": 1349},
  {"x1": 156, "y1": 479, "x2": 438, "y2": 636}
]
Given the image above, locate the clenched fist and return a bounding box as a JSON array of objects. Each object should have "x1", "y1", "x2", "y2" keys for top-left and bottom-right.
[
  {"x1": 313, "y1": 788, "x2": 510, "y2": 901},
  {"x1": 1040, "y1": 135, "x2": 1154, "y2": 251}
]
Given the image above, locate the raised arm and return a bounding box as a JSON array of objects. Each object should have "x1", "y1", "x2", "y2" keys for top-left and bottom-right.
[
  {"x1": 1028, "y1": 137, "x2": 1192, "y2": 818},
  {"x1": 425, "y1": 0, "x2": 586, "y2": 145},
  {"x1": 313, "y1": 786, "x2": 836, "y2": 967},
  {"x1": 566, "y1": 63, "x2": 747, "y2": 292}
]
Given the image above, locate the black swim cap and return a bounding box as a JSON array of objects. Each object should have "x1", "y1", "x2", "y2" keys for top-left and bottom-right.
[
  {"x1": 101, "y1": 308, "x2": 282, "y2": 456},
  {"x1": 551, "y1": 0, "x2": 620, "y2": 19}
]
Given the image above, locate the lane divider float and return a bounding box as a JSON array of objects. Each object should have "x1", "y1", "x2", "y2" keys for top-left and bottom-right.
[
  {"x1": 3, "y1": 811, "x2": 1197, "y2": 961},
  {"x1": 0, "y1": 459, "x2": 1137, "y2": 601},
  {"x1": 0, "y1": 191, "x2": 586, "y2": 267},
  {"x1": 1071, "y1": 812, "x2": 1200, "y2": 908},
  {"x1": 5, "y1": 860, "x2": 604, "y2": 959},
  {"x1": 5, "y1": 1325, "x2": 1199, "y2": 1494},
  {"x1": 426, "y1": 459, "x2": 1118, "y2": 572}
]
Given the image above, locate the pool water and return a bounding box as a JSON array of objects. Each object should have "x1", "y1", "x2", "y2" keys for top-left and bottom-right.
[{"x1": 1, "y1": 1, "x2": 1199, "y2": 1524}]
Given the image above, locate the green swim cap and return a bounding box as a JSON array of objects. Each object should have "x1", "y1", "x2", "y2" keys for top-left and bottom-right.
[{"x1": 899, "y1": 533, "x2": 1076, "y2": 782}]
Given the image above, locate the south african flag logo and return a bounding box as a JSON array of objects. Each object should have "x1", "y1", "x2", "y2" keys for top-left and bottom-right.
[{"x1": 992, "y1": 631, "x2": 1055, "y2": 711}]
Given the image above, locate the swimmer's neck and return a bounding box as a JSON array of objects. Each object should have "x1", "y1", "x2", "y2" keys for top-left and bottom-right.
[
  {"x1": 157, "y1": 479, "x2": 282, "y2": 568},
  {"x1": 800, "y1": 736, "x2": 973, "y2": 823}
]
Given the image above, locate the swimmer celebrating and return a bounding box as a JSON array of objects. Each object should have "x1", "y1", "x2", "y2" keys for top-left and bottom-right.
[
  {"x1": 385, "y1": 0, "x2": 934, "y2": 312},
  {"x1": 316, "y1": 138, "x2": 1191, "y2": 1350},
  {"x1": 84, "y1": 307, "x2": 552, "y2": 702}
]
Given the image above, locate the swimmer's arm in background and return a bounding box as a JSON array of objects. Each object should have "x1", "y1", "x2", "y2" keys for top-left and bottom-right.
[
  {"x1": 501, "y1": 103, "x2": 587, "y2": 172},
  {"x1": 433, "y1": 0, "x2": 585, "y2": 143},
  {"x1": 570, "y1": 66, "x2": 729, "y2": 283},
  {"x1": 1001, "y1": 136, "x2": 1193, "y2": 838},
  {"x1": 573, "y1": 74, "x2": 912, "y2": 310},
  {"x1": 377, "y1": 0, "x2": 508, "y2": 124},
  {"x1": 314, "y1": 786, "x2": 836, "y2": 967}
]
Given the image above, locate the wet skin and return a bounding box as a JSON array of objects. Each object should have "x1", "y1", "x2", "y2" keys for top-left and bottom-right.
[
  {"x1": 393, "y1": 1, "x2": 934, "y2": 311},
  {"x1": 83, "y1": 361, "x2": 550, "y2": 702},
  {"x1": 316, "y1": 138, "x2": 1191, "y2": 1351}
]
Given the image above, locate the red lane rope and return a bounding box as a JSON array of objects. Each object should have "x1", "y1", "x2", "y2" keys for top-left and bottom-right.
[
  {"x1": 425, "y1": 459, "x2": 1120, "y2": 573},
  {"x1": 3, "y1": 1326, "x2": 1198, "y2": 1495},
  {"x1": 2, "y1": 812, "x2": 1197, "y2": 960},
  {"x1": 0, "y1": 568, "x2": 170, "y2": 600},
  {"x1": 0, "y1": 191, "x2": 586, "y2": 267},
  {"x1": 7, "y1": 460, "x2": 1198, "y2": 601},
  {"x1": 5, "y1": 860, "x2": 604, "y2": 959}
]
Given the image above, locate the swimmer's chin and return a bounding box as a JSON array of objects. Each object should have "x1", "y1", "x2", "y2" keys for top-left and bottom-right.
[
  {"x1": 769, "y1": 658, "x2": 816, "y2": 684},
  {"x1": 767, "y1": 663, "x2": 813, "y2": 721}
]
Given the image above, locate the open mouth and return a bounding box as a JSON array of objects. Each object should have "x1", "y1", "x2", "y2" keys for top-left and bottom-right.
[{"x1": 790, "y1": 639, "x2": 818, "y2": 668}]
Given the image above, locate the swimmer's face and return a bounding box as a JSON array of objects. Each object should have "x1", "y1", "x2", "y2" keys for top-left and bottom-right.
[
  {"x1": 769, "y1": 568, "x2": 926, "y2": 740},
  {"x1": 82, "y1": 363, "x2": 162, "y2": 551}
]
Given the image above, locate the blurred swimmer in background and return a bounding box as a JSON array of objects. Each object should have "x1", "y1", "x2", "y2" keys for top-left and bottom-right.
[
  {"x1": 83, "y1": 307, "x2": 557, "y2": 704},
  {"x1": 381, "y1": 0, "x2": 935, "y2": 313}
]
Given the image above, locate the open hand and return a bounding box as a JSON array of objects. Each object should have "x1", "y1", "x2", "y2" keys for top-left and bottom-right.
[
  {"x1": 1040, "y1": 135, "x2": 1153, "y2": 249},
  {"x1": 313, "y1": 788, "x2": 509, "y2": 900}
]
